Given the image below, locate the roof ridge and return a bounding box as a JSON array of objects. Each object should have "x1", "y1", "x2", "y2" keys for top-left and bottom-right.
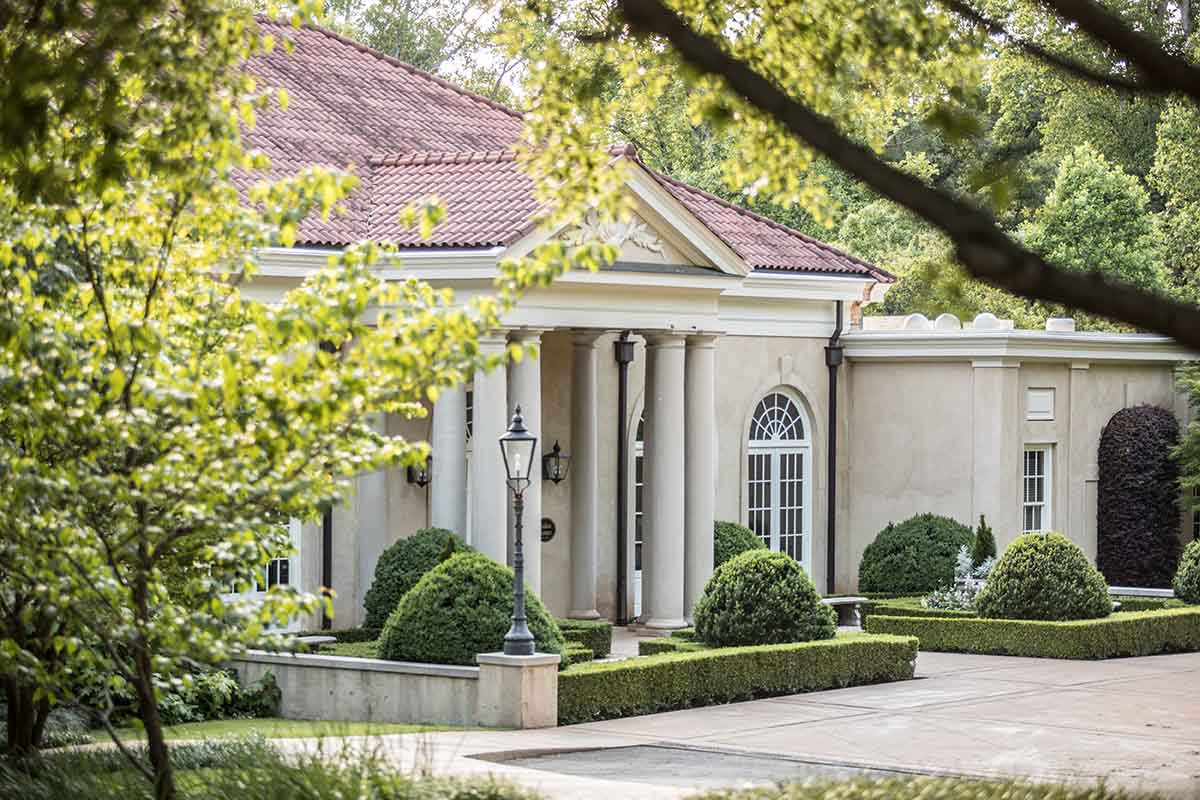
[
  {"x1": 256, "y1": 17, "x2": 524, "y2": 123},
  {"x1": 369, "y1": 149, "x2": 519, "y2": 167},
  {"x1": 648, "y1": 168, "x2": 892, "y2": 281}
]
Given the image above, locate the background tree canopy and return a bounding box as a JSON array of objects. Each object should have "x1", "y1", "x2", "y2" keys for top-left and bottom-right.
[{"x1": 331, "y1": 0, "x2": 1199, "y2": 330}]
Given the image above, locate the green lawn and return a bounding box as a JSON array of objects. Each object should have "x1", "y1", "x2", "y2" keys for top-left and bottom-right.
[
  {"x1": 114, "y1": 717, "x2": 463, "y2": 741},
  {"x1": 319, "y1": 639, "x2": 380, "y2": 658}
]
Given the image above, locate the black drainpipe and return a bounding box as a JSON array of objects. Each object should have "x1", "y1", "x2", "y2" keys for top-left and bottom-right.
[
  {"x1": 614, "y1": 331, "x2": 635, "y2": 624},
  {"x1": 321, "y1": 508, "x2": 334, "y2": 630},
  {"x1": 319, "y1": 339, "x2": 339, "y2": 630},
  {"x1": 824, "y1": 301, "x2": 844, "y2": 595}
]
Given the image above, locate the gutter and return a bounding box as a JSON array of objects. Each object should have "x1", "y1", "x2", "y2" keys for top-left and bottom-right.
[{"x1": 824, "y1": 301, "x2": 844, "y2": 594}]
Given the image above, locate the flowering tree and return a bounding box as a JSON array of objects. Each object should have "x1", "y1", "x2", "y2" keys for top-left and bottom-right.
[{"x1": 0, "y1": 2, "x2": 616, "y2": 797}]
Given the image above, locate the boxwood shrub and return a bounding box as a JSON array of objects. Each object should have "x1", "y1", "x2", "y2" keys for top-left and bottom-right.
[
  {"x1": 564, "y1": 644, "x2": 595, "y2": 668},
  {"x1": 638, "y1": 638, "x2": 685, "y2": 656},
  {"x1": 694, "y1": 550, "x2": 835, "y2": 646},
  {"x1": 1175, "y1": 539, "x2": 1200, "y2": 604},
  {"x1": 1097, "y1": 405, "x2": 1182, "y2": 588},
  {"x1": 714, "y1": 520, "x2": 766, "y2": 566},
  {"x1": 556, "y1": 618, "x2": 613, "y2": 658},
  {"x1": 362, "y1": 528, "x2": 470, "y2": 632},
  {"x1": 378, "y1": 552, "x2": 565, "y2": 666},
  {"x1": 866, "y1": 607, "x2": 1200, "y2": 659},
  {"x1": 859, "y1": 598, "x2": 975, "y2": 626},
  {"x1": 858, "y1": 514, "x2": 974, "y2": 595},
  {"x1": 558, "y1": 634, "x2": 918, "y2": 724},
  {"x1": 976, "y1": 532, "x2": 1110, "y2": 621}
]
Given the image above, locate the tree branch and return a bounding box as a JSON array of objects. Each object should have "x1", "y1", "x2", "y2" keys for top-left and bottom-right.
[
  {"x1": 937, "y1": 0, "x2": 1147, "y2": 94},
  {"x1": 616, "y1": 0, "x2": 1200, "y2": 351},
  {"x1": 1037, "y1": 0, "x2": 1200, "y2": 103}
]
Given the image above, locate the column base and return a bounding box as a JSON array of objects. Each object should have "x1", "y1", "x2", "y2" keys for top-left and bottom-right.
[
  {"x1": 643, "y1": 617, "x2": 689, "y2": 630},
  {"x1": 567, "y1": 609, "x2": 602, "y2": 620}
]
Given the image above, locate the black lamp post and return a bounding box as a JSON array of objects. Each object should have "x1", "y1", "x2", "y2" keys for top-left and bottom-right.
[{"x1": 499, "y1": 405, "x2": 538, "y2": 656}]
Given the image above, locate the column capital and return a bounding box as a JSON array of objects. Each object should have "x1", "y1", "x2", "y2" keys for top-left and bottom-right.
[
  {"x1": 509, "y1": 327, "x2": 549, "y2": 344},
  {"x1": 686, "y1": 333, "x2": 720, "y2": 349},
  {"x1": 571, "y1": 329, "x2": 606, "y2": 347},
  {"x1": 971, "y1": 358, "x2": 1020, "y2": 369},
  {"x1": 477, "y1": 331, "x2": 511, "y2": 351},
  {"x1": 644, "y1": 331, "x2": 688, "y2": 348}
]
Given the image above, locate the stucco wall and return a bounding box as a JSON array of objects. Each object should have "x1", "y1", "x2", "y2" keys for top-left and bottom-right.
[
  {"x1": 844, "y1": 357, "x2": 1184, "y2": 591},
  {"x1": 312, "y1": 334, "x2": 1190, "y2": 628}
]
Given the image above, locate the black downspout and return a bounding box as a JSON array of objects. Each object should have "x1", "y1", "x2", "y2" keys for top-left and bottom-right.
[
  {"x1": 824, "y1": 302, "x2": 844, "y2": 595},
  {"x1": 614, "y1": 332, "x2": 635, "y2": 624},
  {"x1": 319, "y1": 339, "x2": 338, "y2": 630},
  {"x1": 321, "y1": 507, "x2": 334, "y2": 630}
]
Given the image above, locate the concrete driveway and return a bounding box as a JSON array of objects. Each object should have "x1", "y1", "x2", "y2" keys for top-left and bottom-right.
[{"x1": 281, "y1": 651, "x2": 1200, "y2": 799}]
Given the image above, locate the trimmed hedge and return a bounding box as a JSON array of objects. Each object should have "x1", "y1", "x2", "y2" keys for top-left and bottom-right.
[
  {"x1": 694, "y1": 550, "x2": 835, "y2": 646},
  {"x1": 1097, "y1": 405, "x2": 1182, "y2": 588},
  {"x1": 859, "y1": 598, "x2": 975, "y2": 625},
  {"x1": 976, "y1": 532, "x2": 1110, "y2": 621},
  {"x1": 564, "y1": 645, "x2": 595, "y2": 668},
  {"x1": 1114, "y1": 596, "x2": 1185, "y2": 612},
  {"x1": 714, "y1": 520, "x2": 766, "y2": 566},
  {"x1": 866, "y1": 607, "x2": 1200, "y2": 659},
  {"x1": 295, "y1": 626, "x2": 376, "y2": 643},
  {"x1": 363, "y1": 528, "x2": 470, "y2": 632},
  {"x1": 556, "y1": 618, "x2": 613, "y2": 658},
  {"x1": 1175, "y1": 539, "x2": 1200, "y2": 604},
  {"x1": 558, "y1": 634, "x2": 918, "y2": 724},
  {"x1": 638, "y1": 638, "x2": 684, "y2": 656},
  {"x1": 858, "y1": 514, "x2": 975, "y2": 594},
  {"x1": 378, "y1": 552, "x2": 565, "y2": 666}
]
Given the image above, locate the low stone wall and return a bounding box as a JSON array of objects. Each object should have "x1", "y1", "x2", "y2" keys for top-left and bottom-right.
[
  {"x1": 234, "y1": 651, "x2": 480, "y2": 725},
  {"x1": 233, "y1": 650, "x2": 559, "y2": 728}
]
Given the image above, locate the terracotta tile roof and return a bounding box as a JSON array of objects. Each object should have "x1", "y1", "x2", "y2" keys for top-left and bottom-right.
[
  {"x1": 368, "y1": 151, "x2": 537, "y2": 247},
  {"x1": 651, "y1": 172, "x2": 893, "y2": 281},
  {"x1": 242, "y1": 19, "x2": 890, "y2": 280}
]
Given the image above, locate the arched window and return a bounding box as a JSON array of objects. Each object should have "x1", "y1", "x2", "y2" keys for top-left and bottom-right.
[{"x1": 746, "y1": 390, "x2": 812, "y2": 571}]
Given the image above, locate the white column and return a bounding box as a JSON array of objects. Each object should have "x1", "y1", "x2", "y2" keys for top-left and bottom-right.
[
  {"x1": 569, "y1": 331, "x2": 603, "y2": 619},
  {"x1": 508, "y1": 329, "x2": 544, "y2": 595},
  {"x1": 430, "y1": 385, "x2": 468, "y2": 536},
  {"x1": 684, "y1": 335, "x2": 717, "y2": 620},
  {"x1": 643, "y1": 333, "x2": 687, "y2": 629},
  {"x1": 356, "y1": 413, "x2": 390, "y2": 614},
  {"x1": 471, "y1": 334, "x2": 509, "y2": 564}
]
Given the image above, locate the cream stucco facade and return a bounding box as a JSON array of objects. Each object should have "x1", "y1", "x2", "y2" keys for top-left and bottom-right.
[{"x1": 254, "y1": 197, "x2": 1196, "y2": 631}]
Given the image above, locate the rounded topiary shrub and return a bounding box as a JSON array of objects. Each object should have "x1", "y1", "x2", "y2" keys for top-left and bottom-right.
[
  {"x1": 378, "y1": 552, "x2": 565, "y2": 666},
  {"x1": 858, "y1": 514, "x2": 975, "y2": 594},
  {"x1": 714, "y1": 520, "x2": 766, "y2": 567},
  {"x1": 1097, "y1": 405, "x2": 1182, "y2": 588},
  {"x1": 1175, "y1": 540, "x2": 1200, "y2": 604},
  {"x1": 975, "y1": 532, "x2": 1111, "y2": 621},
  {"x1": 362, "y1": 527, "x2": 470, "y2": 632},
  {"x1": 693, "y1": 549, "x2": 836, "y2": 647}
]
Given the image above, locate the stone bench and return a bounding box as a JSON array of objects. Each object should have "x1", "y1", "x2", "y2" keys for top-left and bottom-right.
[{"x1": 821, "y1": 596, "x2": 866, "y2": 627}]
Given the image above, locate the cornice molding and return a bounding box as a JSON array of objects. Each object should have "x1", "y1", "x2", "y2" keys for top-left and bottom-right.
[{"x1": 843, "y1": 329, "x2": 1197, "y2": 364}]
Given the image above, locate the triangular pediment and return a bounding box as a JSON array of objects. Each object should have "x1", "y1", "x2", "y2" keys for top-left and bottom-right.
[{"x1": 503, "y1": 157, "x2": 749, "y2": 277}]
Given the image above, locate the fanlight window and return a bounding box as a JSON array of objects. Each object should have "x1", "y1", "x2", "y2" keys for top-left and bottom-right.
[
  {"x1": 749, "y1": 392, "x2": 806, "y2": 443},
  {"x1": 746, "y1": 390, "x2": 811, "y2": 572}
]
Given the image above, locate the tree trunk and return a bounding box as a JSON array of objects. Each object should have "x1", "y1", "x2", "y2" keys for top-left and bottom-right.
[
  {"x1": 4, "y1": 678, "x2": 39, "y2": 755},
  {"x1": 133, "y1": 644, "x2": 174, "y2": 800}
]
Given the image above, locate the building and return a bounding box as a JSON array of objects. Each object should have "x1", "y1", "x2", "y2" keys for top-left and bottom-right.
[{"x1": 240, "y1": 21, "x2": 1196, "y2": 629}]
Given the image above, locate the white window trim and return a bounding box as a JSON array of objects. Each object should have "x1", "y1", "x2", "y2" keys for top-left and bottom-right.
[
  {"x1": 1022, "y1": 445, "x2": 1053, "y2": 533},
  {"x1": 744, "y1": 390, "x2": 814, "y2": 575}
]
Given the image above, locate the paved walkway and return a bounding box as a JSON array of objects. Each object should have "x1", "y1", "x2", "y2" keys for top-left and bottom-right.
[{"x1": 279, "y1": 651, "x2": 1200, "y2": 799}]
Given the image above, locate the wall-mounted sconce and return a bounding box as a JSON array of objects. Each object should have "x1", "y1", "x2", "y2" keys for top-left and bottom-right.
[
  {"x1": 542, "y1": 440, "x2": 570, "y2": 484},
  {"x1": 406, "y1": 455, "x2": 431, "y2": 488}
]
